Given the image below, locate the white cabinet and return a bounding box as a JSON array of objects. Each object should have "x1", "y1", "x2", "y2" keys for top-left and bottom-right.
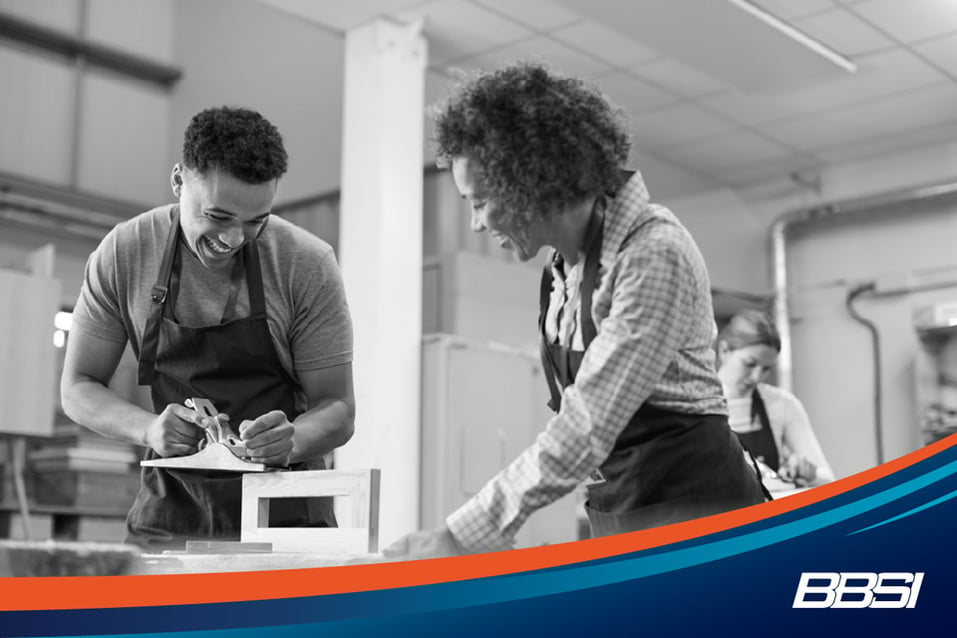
[
  {"x1": 420, "y1": 334, "x2": 582, "y2": 549},
  {"x1": 0, "y1": 266, "x2": 60, "y2": 436},
  {"x1": 422, "y1": 252, "x2": 542, "y2": 351}
]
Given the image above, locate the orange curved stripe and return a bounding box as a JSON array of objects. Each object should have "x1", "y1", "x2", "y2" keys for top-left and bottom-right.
[{"x1": 1, "y1": 433, "x2": 953, "y2": 611}]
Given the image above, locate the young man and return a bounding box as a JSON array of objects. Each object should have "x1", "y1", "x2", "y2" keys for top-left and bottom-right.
[{"x1": 61, "y1": 106, "x2": 355, "y2": 549}]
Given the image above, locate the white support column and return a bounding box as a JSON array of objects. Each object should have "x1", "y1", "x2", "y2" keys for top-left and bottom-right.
[{"x1": 336, "y1": 18, "x2": 427, "y2": 549}]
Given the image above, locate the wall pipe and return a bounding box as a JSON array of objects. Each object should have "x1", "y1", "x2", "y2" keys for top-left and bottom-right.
[
  {"x1": 770, "y1": 178, "x2": 957, "y2": 464},
  {"x1": 845, "y1": 282, "x2": 883, "y2": 464},
  {"x1": 770, "y1": 178, "x2": 957, "y2": 393}
]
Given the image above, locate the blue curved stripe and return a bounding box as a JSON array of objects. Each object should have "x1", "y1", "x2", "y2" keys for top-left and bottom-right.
[
  {"x1": 481, "y1": 458, "x2": 957, "y2": 596},
  {"x1": 4, "y1": 448, "x2": 955, "y2": 637},
  {"x1": 847, "y1": 485, "x2": 957, "y2": 535}
]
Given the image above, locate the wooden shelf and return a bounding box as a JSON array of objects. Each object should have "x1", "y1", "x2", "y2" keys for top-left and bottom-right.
[
  {"x1": 0, "y1": 501, "x2": 128, "y2": 519},
  {"x1": 0, "y1": 501, "x2": 129, "y2": 543},
  {"x1": 916, "y1": 323, "x2": 957, "y2": 343}
]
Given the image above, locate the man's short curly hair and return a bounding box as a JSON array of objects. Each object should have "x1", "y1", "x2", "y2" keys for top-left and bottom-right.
[
  {"x1": 432, "y1": 63, "x2": 631, "y2": 225},
  {"x1": 182, "y1": 106, "x2": 288, "y2": 184}
]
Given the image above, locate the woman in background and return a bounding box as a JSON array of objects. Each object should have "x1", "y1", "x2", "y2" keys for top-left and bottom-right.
[{"x1": 716, "y1": 309, "x2": 835, "y2": 489}]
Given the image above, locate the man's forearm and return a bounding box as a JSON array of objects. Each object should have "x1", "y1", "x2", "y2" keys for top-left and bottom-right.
[
  {"x1": 289, "y1": 398, "x2": 355, "y2": 463},
  {"x1": 61, "y1": 379, "x2": 155, "y2": 447}
]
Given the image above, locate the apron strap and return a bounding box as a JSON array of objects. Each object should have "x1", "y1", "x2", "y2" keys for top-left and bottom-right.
[
  {"x1": 220, "y1": 249, "x2": 246, "y2": 323},
  {"x1": 166, "y1": 243, "x2": 184, "y2": 322},
  {"x1": 244, "y1": 240, "x2": 266, "y2": 317},
  {"x1": 579, "y1": 200, "x2": 605, "y2": 348},
  {"x1": 746, "y1": 387, "x2": 780, "y2": 470},
  {"x1": 735, "y1": 388, "x2": 775, "y2": 502},
  {"x1": 138, "y1": 207, "x2": 181, "y2": 385},
  {"x1": 539, "y1": 264, "x2": 564, "y2": 412}
]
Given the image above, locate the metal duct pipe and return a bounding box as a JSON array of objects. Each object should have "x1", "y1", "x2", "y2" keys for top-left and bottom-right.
[
  {"x1": 769, "y1": 179, "x2": 957, "y2": 393},
  {"x1": 770, "y1": 216, "x2": 793, "y2": 392}
]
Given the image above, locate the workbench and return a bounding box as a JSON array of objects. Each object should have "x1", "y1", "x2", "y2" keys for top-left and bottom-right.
[
  {"x1": 0, "y1": 540, "x2": 386, "y2": 577},
  {"x1": 138, "y1": 551, "x2": 384, "y2": 574},
  {"x1": 0, "y1": 501, "x2": 129, "y2": 542}
]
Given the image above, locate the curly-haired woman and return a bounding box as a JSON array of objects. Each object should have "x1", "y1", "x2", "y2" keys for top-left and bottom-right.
[{"x1": 386, "y1": 63, "x2": 766, "y2": 559}]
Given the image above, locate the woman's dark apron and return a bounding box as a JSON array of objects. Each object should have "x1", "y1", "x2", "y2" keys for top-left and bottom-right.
[
  {"x1": 129, "y1": 208, "x2": 334, "y2": 549},
  {"x1": 737, "y1": 388, "x2": 780, "y2": 470},
  {"x1": 539, "y1": 208, "x2": 766, "y2": 538}
]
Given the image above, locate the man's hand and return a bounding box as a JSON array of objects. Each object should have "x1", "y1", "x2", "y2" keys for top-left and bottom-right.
[
  {"x1": 238, "y1": 410, "x2": 295, "y2": 467},
  {"x1": 145, "y1": 403, "x2": 207, "y2": 457},
  {"x1": 383, "y1": 526, "x2": 466, "y2": 560}
]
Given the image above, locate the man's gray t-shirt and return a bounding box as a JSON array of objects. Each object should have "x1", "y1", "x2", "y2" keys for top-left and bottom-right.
[{"x1": 72, "y1": 204, "x2": 353, "y2": 412}]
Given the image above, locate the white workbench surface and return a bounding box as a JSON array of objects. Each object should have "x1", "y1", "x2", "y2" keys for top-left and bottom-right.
[{"x1": 138, "y1": 551, "x2": 386, "y2": 574}]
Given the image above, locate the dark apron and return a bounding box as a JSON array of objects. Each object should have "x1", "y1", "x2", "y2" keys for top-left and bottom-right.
[
  {"x1": 129, "y1": 208, "x2": 334, "y2": 550},
  {"x1": 539, "y1": 205, "x2": 766, "y2": 538},
  {"x1": 737, "y1": 388, "x2": 780, "y2": 471}
]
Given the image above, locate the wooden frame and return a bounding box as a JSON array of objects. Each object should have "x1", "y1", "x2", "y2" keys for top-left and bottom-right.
[{"x1": 240, "y1": 469, "x2": 380, "y2": 554}]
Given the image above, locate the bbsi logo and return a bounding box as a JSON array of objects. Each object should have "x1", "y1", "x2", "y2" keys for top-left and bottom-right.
[{"x1": 792, "y1": 572, "x2": 924, "y2": 609}]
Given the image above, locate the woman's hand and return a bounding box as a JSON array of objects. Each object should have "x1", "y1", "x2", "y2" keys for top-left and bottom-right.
[
  {"x1": 778, "y1": 454, "x2": 818, "y2": 487},
  {"x1": 383, "y1": 526, "x2": 466, "y2": 560}
]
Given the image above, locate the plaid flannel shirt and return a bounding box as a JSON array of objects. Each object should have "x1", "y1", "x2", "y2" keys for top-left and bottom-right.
[{"x1": 447, "y1": 170, "x2": 728, "y2": 552}]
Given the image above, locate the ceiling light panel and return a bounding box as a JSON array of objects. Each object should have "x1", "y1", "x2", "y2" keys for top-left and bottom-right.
[
  {"x1": 749, "y1": 0, "x2": 839, "y2": 20},
  {"x1": 755, "y1": 108, "x2": 874, "y2": 150},
  {"x1": 626, "y1": 149, "x2": 722, "y2": 200},
  {"x1": 704, "y1": 47, "x2": 947, "y2": 124},
  {"x1": 469, "y1": 0, "x2": 580, "y2": 30},
  {"x1": 393, "y1": 0, "x2": 532, "y2": 66},
  {"x1": 550, "y1": 21, "x2": 659, "y2": 67},
  {"x1": 763, "y1": 83, "x2": 957, "y2": 150},
  {"x1": 656, "y1": 130, "x2": 796, "y2": 175},
  {"x1": 449, "y1": 35, "x2": 609, "y2": 76},
  {"x1": 726, "y1": 0, "x2": 857, "y2": 73},
  {"x1": 630, "y1": 58, "x2": 731, "y2": 98},
  {"x1": 257, "y1": 0, "x2": 424, "y2": 31},
  {"x1": 700, "y1": 90, "x2": 812, "y2": 126},
  {"x1": 913, "y1": 32, "x2": 957, "y2": 77},
  {"x1": 553, "y1": 0, "x2": 852, "y2": 92},
  {"x1": 631, "y1": 102, "x2": 738, "y2": 150},
  {"x1": 772, "y1": 48, "x2": 948, "y2": 109},
  {"x1": 717, "y1": 155, "x2": 820, "y2": 189},
  {"x1": 848, "y1": 0, "x2": 957, "y2": 44},
  {"x1": 792, "y1": 7, "x2": 896, "y2": 56},
  {"x1": 813, "y1": 121, "x2": 957, "y2": 165},
  {"x1": 591, "y1": 70, "x2": 679, "y2": 113}
]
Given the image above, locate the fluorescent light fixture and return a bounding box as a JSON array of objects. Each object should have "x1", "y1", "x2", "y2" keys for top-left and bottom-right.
[{"x1": 727, "y1": 0, "x2": 858, "y2": 74}]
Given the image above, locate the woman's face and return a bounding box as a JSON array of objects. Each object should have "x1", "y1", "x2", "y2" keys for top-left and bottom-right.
[
  {"x1": 451, "y1": 157, "x2": 549, "y2": 262},
  {"x1": 717, "y1": 343, "x2": 779, "y2": 398}
]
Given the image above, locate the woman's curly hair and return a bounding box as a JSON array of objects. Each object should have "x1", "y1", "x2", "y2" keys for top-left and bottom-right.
[
  {"x1": 182, "y1": 106, "x2": 288, "y2": 184},
  {"x1": 432, "y1": 63, "x2": 631, "y2": 227}
]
